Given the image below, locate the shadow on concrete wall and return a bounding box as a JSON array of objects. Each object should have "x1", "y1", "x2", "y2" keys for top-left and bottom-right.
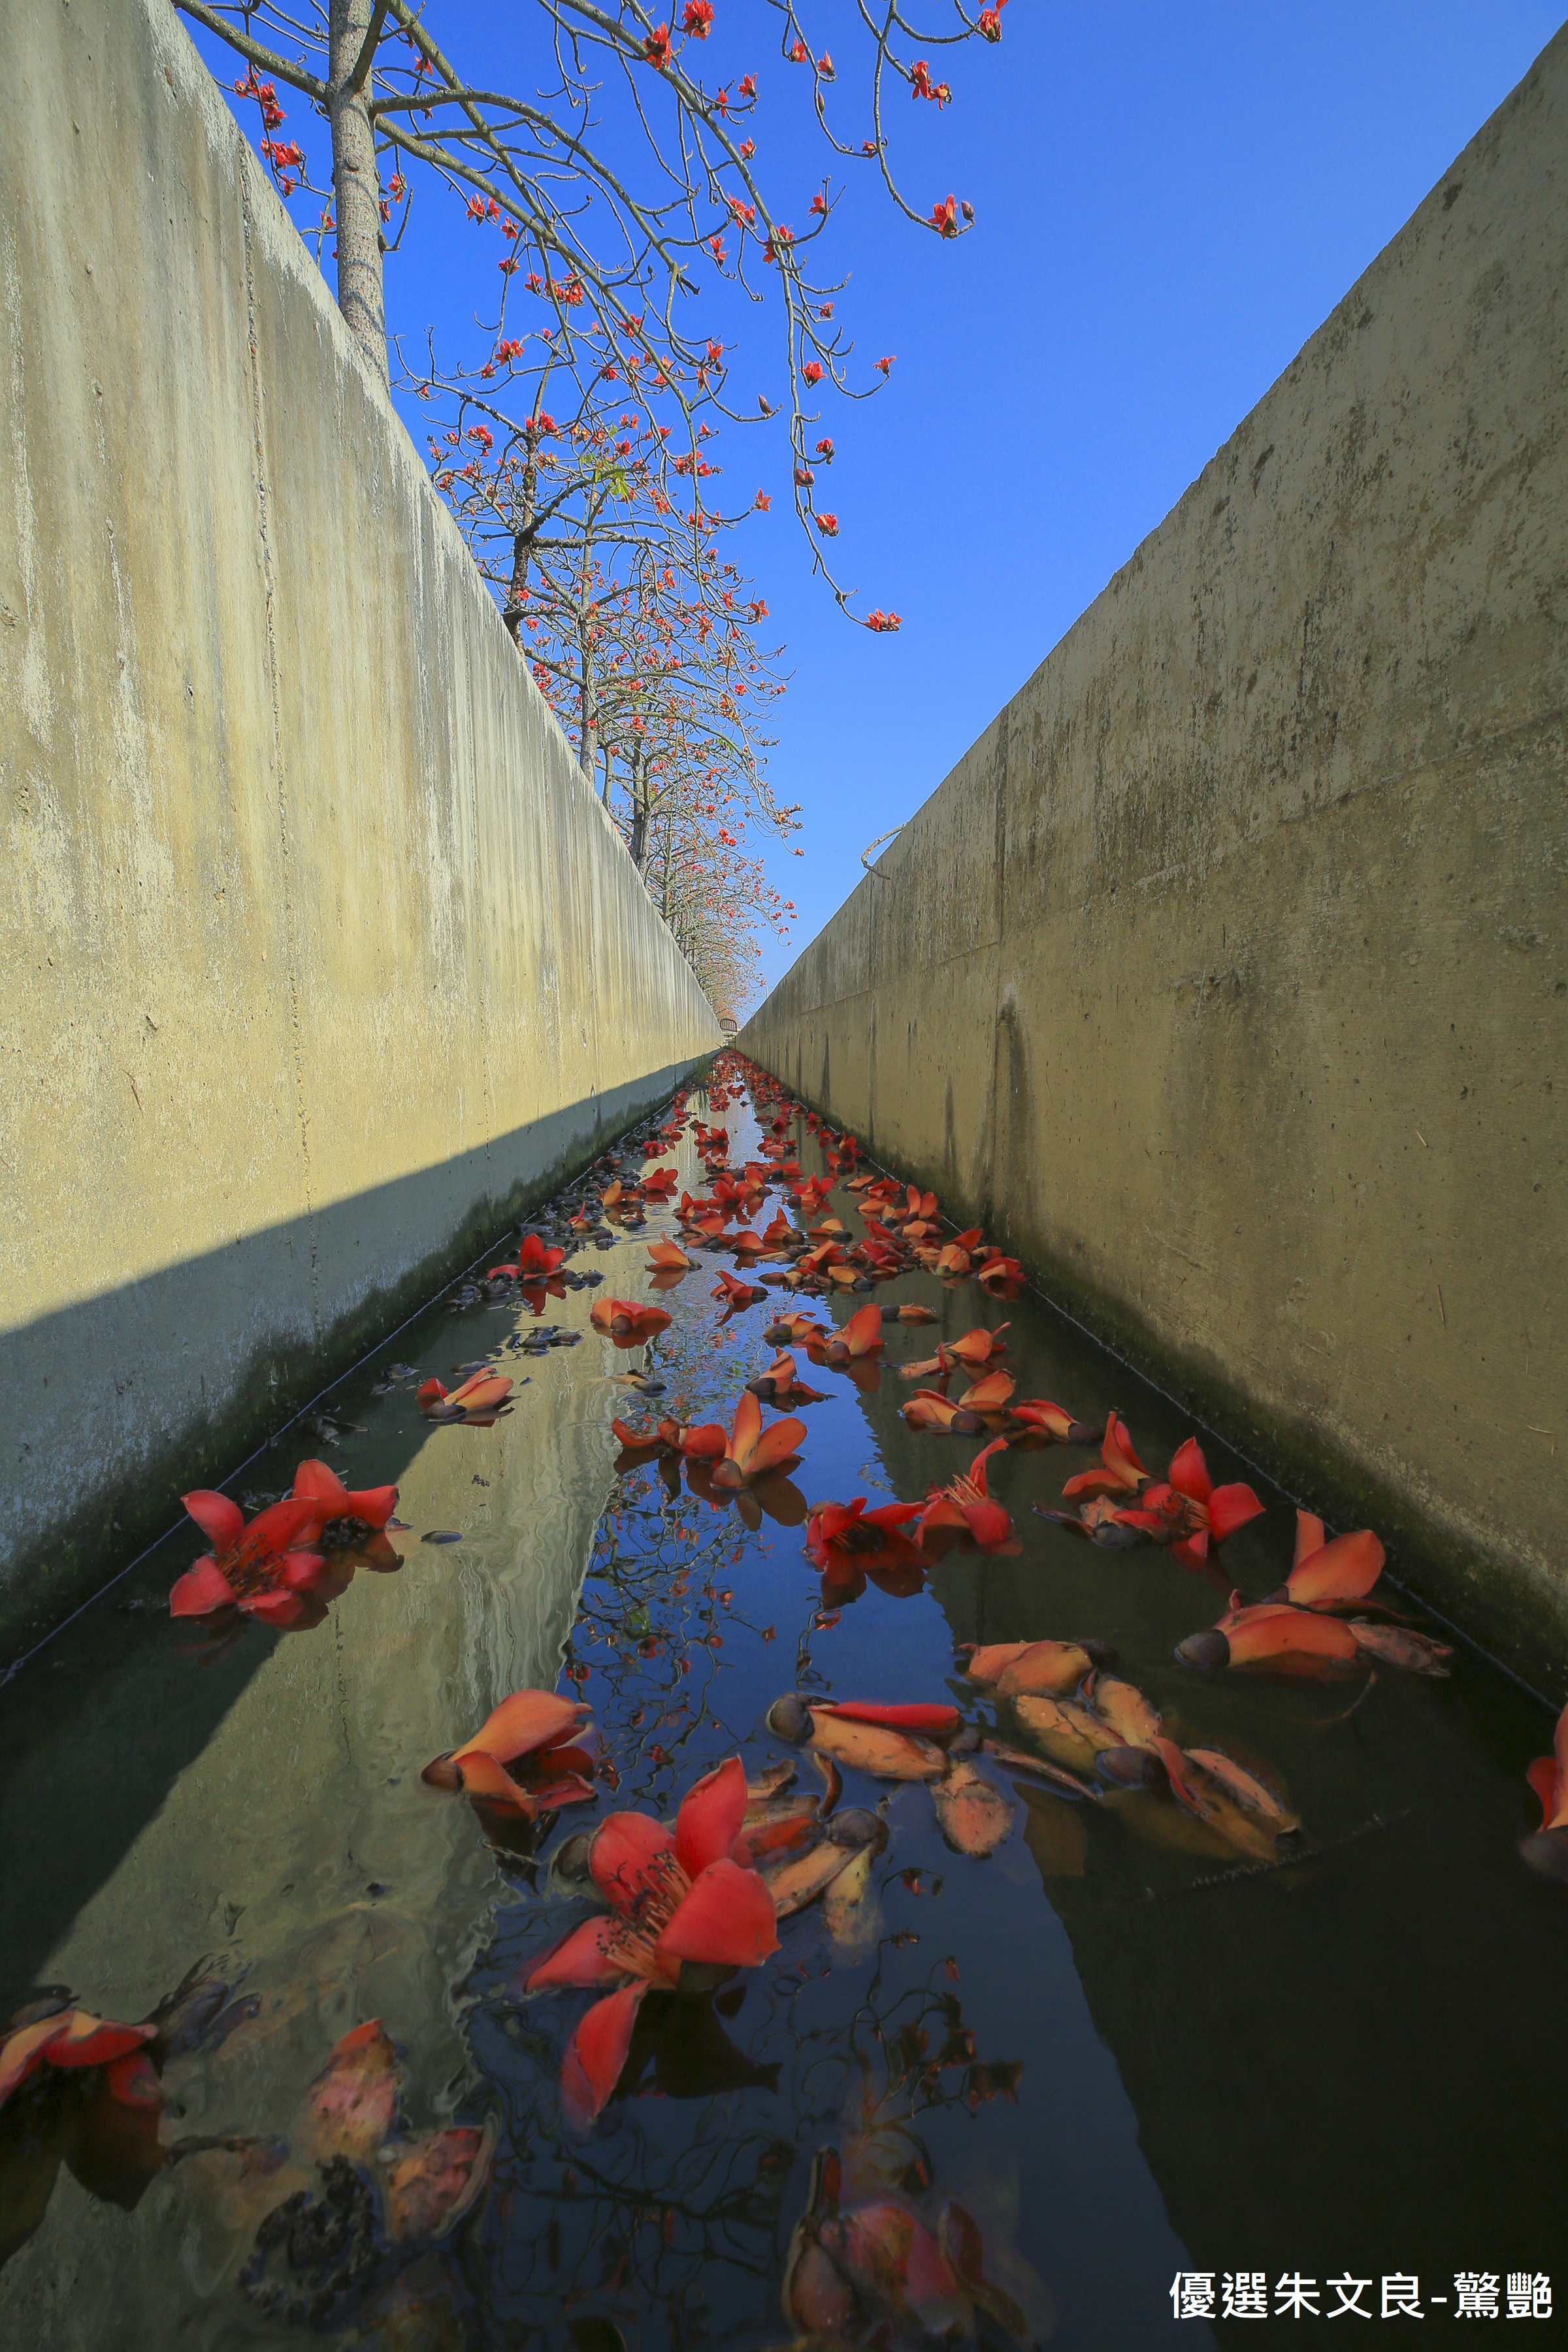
[
  {"x1": 0, "y1": 1070, "x2": 710, "y2": 1996},
  {"x1": 5, "y1": 1066, "x2": 704, "y2": 1659}
]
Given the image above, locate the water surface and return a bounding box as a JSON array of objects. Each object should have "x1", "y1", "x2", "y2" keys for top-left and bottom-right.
[{"x1": 1, "y1": 1069, "x2": 1560, "y2": 2347}]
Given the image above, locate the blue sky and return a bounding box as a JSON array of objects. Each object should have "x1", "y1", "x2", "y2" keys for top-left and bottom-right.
[{"x1": 190, "y1": 3, "x2": 1564, "y2": 998}]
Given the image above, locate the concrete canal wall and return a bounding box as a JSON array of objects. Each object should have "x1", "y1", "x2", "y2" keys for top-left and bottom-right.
[
  {"x1": 0, "y1": 0, "x2": 721, "y2": 1651},
  {"x1": 742, "y1": 30, "x2": 1568, "y2": 1674}
]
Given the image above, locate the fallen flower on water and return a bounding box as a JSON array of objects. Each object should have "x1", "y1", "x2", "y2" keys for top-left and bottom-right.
[
  {"x1": 1007, "y1": 1398, "x2": 1102, "y2": 1444},
  {"x1": 709, "y1": 1391, "x2": 807, "y2": 1489},
  {"x1": 489, "y1": 1232, "x2": 566, "y2": 1280},
  {"x1": 522, "y1": 1757, "x2": 779, "y2": 2127},
  {"x1": 900, "y1": 1324, "x2": 1009, "y2": 1380},
  {"x1": 975, "y1": 1252, "x2": 1024, "y2": 1292},
  {"x1": 919, "y1": 1441, "x2": 1014, "y2": 1552},
  {"x1": 782, "y1": 2144, "x2": 1031, "y2": 2346},
  {"x1": 1111, "y1": 1436, "x2": 1264, "y2": 1570},
  {"x1": 766, "y1": 1693, "x2": 950, "y2": 1780},
  {"x1": 956, "y1": 1367, "x2": 1015, "y2": 1414},
  {"x1": 590, "y1": 1297, "x2": 674, "y2": 1342},
  {"x1": 931, "y1": 1759, "x2": 1015, "y2": 1857},
  {"x1": 745, "y1": 1350, "x2": 828, "y2": 1406},
  {"x1": 1060, "y1": 1413, "x2": 1149, "y2": 1501},
  {"x1": 0, "y1": 2008, "x2": 157, "y2": 2115},
  {"x1": 1266, "y1": 1511, "x2": 1386, "y2": 1608},
  {"x1": 610, "y1": 1414, "x2": 727, "y2": 1463},
  {"x1": 423, "y1": 1687, "x2": 596, "y2": 1818},
  {"x1": 292, "y1": 1458, "x2": 404, "y2": 1571},
  {"x1": 960, "y1": 1638, "x2": 1104, "y2": 1697},
  {"x1": 416, "y1": 1369, "x2": 515, "y2": 1425},
  {"x1": 764, "y1": 1311, "x2": 828, "y2": 1346},
  {"x1": 814, "y1": 1303, "x2": 885, "y2": 1365},
  {"x1": 169, "y1": 1491, "x2": 330, "y2": 1620},
  {"x1": 902, "y1": 1386, "x2": 987, "y2": 1435},
  {"x1": 646, "y1": 1237, "x2": 693, "y2": 1271},
  {"x1": 1520, "y1": 1699, "x2": 1568, "y2": 1880},
  {"x1": 806, "y1": 1495, "x2": 923, "y2": 1571},
  {"x1": 932, "y1": 1226, "x2": 985, "y2": 1278},
  {"x1": 1176, "y1": 1598, "x2": 1362, "y2": 1675}
]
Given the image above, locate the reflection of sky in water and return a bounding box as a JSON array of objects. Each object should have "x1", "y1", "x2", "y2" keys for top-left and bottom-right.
[{"x1": 0, "y1": 1076, "x2": 1559, "y2": 2348}]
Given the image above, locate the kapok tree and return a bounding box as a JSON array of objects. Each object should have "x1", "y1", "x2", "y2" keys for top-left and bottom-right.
[{"x1": 175, "y1": 0, "x2": 1012, "y2": 623}]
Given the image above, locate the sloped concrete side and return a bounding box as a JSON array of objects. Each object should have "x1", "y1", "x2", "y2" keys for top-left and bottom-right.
[
  {"x1": 742, "y1": 31, "x2": 1567, "y2": 1673},
  {"x1": 0, "y1": 0, "x2": 720, "y2": 1646}
]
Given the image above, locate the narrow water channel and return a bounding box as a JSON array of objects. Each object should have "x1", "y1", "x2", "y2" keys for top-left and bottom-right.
[{"x1": 1, "y1": 1054, "x2": 1561, "y2": 2348}]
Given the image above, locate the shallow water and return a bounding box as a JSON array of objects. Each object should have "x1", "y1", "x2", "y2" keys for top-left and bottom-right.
[{"x1": 1, "y1": 1066, "x2": 1562, "y2": 2348}]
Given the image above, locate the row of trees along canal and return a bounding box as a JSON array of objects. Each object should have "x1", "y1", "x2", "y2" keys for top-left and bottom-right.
[{"x1": 176, "y1": 0, "x2": 1009, "y2": 1023}]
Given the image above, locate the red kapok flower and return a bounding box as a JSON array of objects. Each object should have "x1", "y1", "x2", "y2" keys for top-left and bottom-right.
[
  {"x1": 918, "y1": 1439, "x2": 1013, "y2": 1550},
  {"x1": 805, "y1": 1495, "x2": 923, "y2": 1569},
  {"x1": 1117, "y1": 1437, "x2": 1264, "y2": 1571},
  {"x1": 169, "y1": 1490, "x2": 331, "y2": 1620},
  {"x1": 523, "y1": 1757, "x2": 778, "y2": 2125},
  {"x1": 422, "y1": 1687, "x2": 596, "y2": 1818}
]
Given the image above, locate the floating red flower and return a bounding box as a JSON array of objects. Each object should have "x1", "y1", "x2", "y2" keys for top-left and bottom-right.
[
  {"x1": 422, "y1": 1687, "x2": 596, "y2": 1818},
  {"x1": 591, "y1": 1298, "x2": 674, "y2": 1343},
  {"x1": 710, "y1": 1392, "x2": 806, "y2": 1488},
  {"x1": 169, "y1": 1490, "x2": 330, "y2": 1620},
  {"x1": 805, "y1": 1495, "x2": 923, "y2": 1571},
  {"x1": 1114, "y1": 1437, "x2": 1264, "y2": 1571},
  {"x1": 1060, "y1": 1413, "x2": 1148, "y2": 1502},
  {"x1": 523, "y1": 1758, "x2": 779, "y2": 2125},
  {"x1": 416, "y1": 1370, "x2": 515, "y2": 1425},
  {"x1": 918, "y1": 1440, "x2": 1013, "y2": 1550}
]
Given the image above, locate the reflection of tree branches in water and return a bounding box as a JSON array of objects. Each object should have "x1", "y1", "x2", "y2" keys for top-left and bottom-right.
[
  {"x1": 460, "y1": 1932, "x2": 1020, "y2": 2349},
  {"x1": 459, "y1": 2008, "x2": 798, "y2": 2349},
  {"x1": 563, "y1": 1482, "x2": 758, "y2": 1798},
  {"x1": 453, "y1": 1085, "x2": 1021, "y2": 2346},
  {"x1": 781, "y1": 1938, "x2": 1026, "y2": 2157}
]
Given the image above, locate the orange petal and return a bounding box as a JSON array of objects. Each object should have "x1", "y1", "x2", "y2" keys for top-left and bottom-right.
[
  {"x1": 1208, "y1": 1484, "x2": 1265, "y2": 1543},
  {"x1": 960, "y1": 1369, "x2": 1015, "y2": 1412},
  {"x1": 962, "y1": 1497, "x2": 1013, "y2": 1549},
  {"x1": 1225, "y1": 1607, "x2": 1360, "y2": 1666},
  {"x1": 453, "y1": 1688, "x2": 582, "y2": 1767},
  {"x1": 455, "y1": 1752, "x2": 537, "y2": 1812},
  {"x1": 591, "y1": 1811, "x2": 678, "y2": 1911},
  {"x1": 961, "y1": 1641, "x2": 1032, "y2": 1685},
  {"x1": 1167, "y1": 1437, "x2": 1212, "y2": 1508},
  {"x1": 169, "y1": 1557, "x2": 238, "y2": 1617},
  {"x1": 655, "y1": 1858, "x2": 780, "y2": 1970},
  {"x1": 44, "y1": 2013, "x2": 152, "y2": 2071},
  {"x1": 674, "y1": 1756, "x2": 749, "y2": 1878},
  {"x1": 728, "y1": 1390, "x2": 764, "y2": 1471},
  {"x1": 561, "y1": 1984, "x2": 648, "y2": 2129},
  {"x1": 291, "y1": 1459, "x2": 351, "y2": 1515},
  {"x1": 819, "y1": 1700, "x2": 960, "y2": 1735},
  {"x1": 0, "y1": 2016, "x2": 69, "y2": 2109},
  {"x1": 1284, "y1": 1528, "x2": 1385, "y2": 1607},
  {"x1": 841, "y1": 1303, "x2": 884, "y2": 1358},
  {"x1": 747, "y1": 1414, "x2": 808, "y2": 1477},
  {"x1": 525, "y1": 1916, "x2": 628, "y2": 1990},
  {"x1": 681, "y1": 1422, "x2": 728, "y2": 1461},
  {"x1": 181, "y1": 1490, "x2": 246, "y2": 1550},
  {"x1": 1293, "y1": 1509, "x2": 1327, "y2": 1568}
]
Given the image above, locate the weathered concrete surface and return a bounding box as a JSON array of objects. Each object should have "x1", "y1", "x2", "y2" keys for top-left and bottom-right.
[
  {"x1": 0, "y1": 0, "x2": 720, "y2": 1652},
  {"x1": 742, "y1": 31, "x2": 1567, "y2": 1674}
]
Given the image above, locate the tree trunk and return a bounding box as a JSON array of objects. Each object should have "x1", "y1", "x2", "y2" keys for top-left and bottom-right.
[
  {"x1": 578, "y1": 629, "x2": 597, "y2": 776},
  {"x1": 328, "y1": 0, "x2": 388, "y2": 384},
  {"x1": 629, "y1": 745, "x2": 650, "y2": 874},
  {"x1": 503, "y1": 446, "x2": 538, "y2": 645}
]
